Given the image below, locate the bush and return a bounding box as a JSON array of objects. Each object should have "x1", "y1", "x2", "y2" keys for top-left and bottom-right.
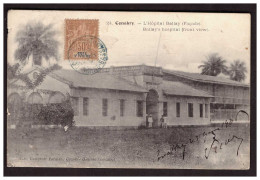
[
  {"x1": 38, "y1": 100, "x2": 74, "y2": 127},
  {"x1": 8, "y1": 100, "x2": 75, "y2": 127}
]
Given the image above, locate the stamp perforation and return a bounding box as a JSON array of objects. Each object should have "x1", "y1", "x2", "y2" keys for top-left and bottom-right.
[{"x1": 64, "y1": 19, "x2": 99, "y2": 60}]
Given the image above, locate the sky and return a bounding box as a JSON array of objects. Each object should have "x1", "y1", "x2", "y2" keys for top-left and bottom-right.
[{"x1": 7, "y1": 11, "x2": 251, "y2": 82}]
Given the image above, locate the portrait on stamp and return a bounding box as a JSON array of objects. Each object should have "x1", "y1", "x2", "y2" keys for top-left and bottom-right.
[{"x1": 5, "y1": 9, "x2": 253, "y2": 172}]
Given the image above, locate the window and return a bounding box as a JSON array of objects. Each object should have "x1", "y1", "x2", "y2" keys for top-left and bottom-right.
[
  {"x1": 83, "y1": 97, "x2": 89, "y2": 116},
  {"x1": 205, "y1": 104, "x2": 209, "y2": 118},
  {"x1": 176, "y1": 102, "x2": 180, "y2": 117},
  {"x1": 33, "y1": 72, "x2": 39, "y2": 79},
  {"x1": 120, "y1": 99, "x2": 125, "y2": 117},
  {"x1": 28, "y1": 92, "x2": 43, "y2": 104},
  {"x1": 163, "y1": 102, "x2": 168, "y2": 117},
  {"x1": 188, "y1": 103, "x2": 193, "y2": 117},
  {"x1": 71, "y1": 97, "x2": 79, "y2": 116},
  {"x1": 136, "y1": 100, "x2": 143, "y2": 117},
  {"x1": 102, "y1": 99, "x2": 108, "y2": 116},
  {"x1": 200, "y1": 104, "x2": 203, "y2": 118}
]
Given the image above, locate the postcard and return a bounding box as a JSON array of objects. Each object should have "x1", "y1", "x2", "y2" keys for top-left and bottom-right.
[{"x1": 6, "y1": 9, "x2": 252, "y2": 170}]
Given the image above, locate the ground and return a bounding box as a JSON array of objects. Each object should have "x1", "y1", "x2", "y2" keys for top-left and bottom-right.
[{"x1": 7, "y1": 123, "x2": 250, "y2": 169}]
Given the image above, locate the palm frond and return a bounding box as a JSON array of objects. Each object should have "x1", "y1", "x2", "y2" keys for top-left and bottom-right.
[
  {"x1": 199, "y1": 53, "x2": 227, "y2": 76},
  {"x1": 229, "y1": 60, "x2": 247, "y2": 82},
  {"x1": 15, "y1": 22, "x2": 59, "y2": 66}
]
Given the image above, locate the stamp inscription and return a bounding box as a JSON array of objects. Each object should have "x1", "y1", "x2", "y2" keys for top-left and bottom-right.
[{"x1": 68, "y1": 35, "x2": 108, "y2": 75}]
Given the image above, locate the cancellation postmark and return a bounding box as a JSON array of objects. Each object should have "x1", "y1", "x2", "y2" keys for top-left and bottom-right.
[{"x1": 65, "y1": 19, "x2": 108, "y2": 74}]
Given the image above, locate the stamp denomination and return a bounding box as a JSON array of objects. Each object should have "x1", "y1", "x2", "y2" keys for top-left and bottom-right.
[{"x1": 68, "y1": 35, "x2": 108, "y2": 75}]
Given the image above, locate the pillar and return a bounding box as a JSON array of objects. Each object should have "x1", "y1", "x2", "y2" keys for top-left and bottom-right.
[
  {"x1": 78, "y1": 97, "x2": 83, "y2": 118},
  {"x1": 158, "y1": 101, "x2": 164, "y2": 119}
]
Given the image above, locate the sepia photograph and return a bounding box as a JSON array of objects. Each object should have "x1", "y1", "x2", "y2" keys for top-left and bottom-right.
[{"x1": 4, "y1": 4, "x2": 256, "y2": 176}]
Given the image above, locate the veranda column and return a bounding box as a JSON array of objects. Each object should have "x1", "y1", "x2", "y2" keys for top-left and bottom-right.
[{"x1": 78, "y1": 97, "x2": 83, "y2": 118}]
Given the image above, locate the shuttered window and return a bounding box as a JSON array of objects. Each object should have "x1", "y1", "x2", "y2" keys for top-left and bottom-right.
[
  {"x1": 176, "y1": 102, "x2": 180, "y2": 117},
  {"x1": 200, "y1": 104, "x2": 203, "y2": 118},
  {"x1": 83, "y1": 97, "x2": 89, "y2": 116},
  {"x1": 120, "y1": 99, "x2": 125, "y2": 117},
  {"x1": 205, "y1": 104, "x2": 209, "y2": 118},
  {"x1": 102, "y1": 99, "x2": 108, "y2": 116},
  {"x1": 188, "y1": 103, "x2": 193, "y2": 117}
]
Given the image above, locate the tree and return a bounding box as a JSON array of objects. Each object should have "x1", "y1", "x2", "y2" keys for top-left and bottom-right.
[
  {"x1": 10, "y1": 21, "x2": 62, "y2": 101},
  {"x1": 228, "y1": 60, "x2": 247, "y2": 82},
  {"x1": 9, "y1": 22, "x2": 74, "y2": 127},
  {"x1": 198, "y1": 53, "x2": 228, "y2": 76},
  {"x1": 7, "y1": 62, "x2": 61, "y2": 89},
  {"x1": 15, "y1": 22, "x2": 59, "y2": 66},
  {"x1": 11, "y1": 21, "x2": 61, "y2": 91},
  {"x1": 7, "y1": 62, "x2": 20, "y2": 80}
]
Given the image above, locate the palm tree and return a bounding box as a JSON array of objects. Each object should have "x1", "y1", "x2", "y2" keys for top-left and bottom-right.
[
  {"x1": 229, "y1": 60, "x2": 247, "y2": 82},
  {"x1": 198, "y1": 53, "x2": 228, "y2": 76},
  {"x1": 15, "y1": 22, "x2": 59, "y2": 66}
]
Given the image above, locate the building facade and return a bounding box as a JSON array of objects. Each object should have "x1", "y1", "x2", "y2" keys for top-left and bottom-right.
[
  {"x1": 163, "y1": 69, "x2": 250, "y2": 121},
  {"x1": 7, "y1": 65, "x2": 250, "y2": 127}
]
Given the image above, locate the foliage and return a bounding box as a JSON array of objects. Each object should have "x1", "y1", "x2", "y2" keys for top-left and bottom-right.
[
  {"x1": 7, "y1": 63, "x2": 61, "y2": 89},
  {"x1": 8, "y1": 99, "x2": 75, "y2": 127},
  {"x1": 137, "y1": 124, "x2": 147, "y2": 130},
  {"x1": 38, "y1": 100, "x2": 75, "y2": 127},
  {"x1": 10, "y1": 22, "x2": 61, "y2": 89},
  {"x1": 198, "y1": 53, "x2": 228, "y2": 76},
  {"x1": 15, "y1": 22, "x2": 59, "y2": 66},
  {"x1": 7, "y1": 63, "x2": 21, "y2": 80},
  {"x1": 228, "y1": 60, "x2": 247, "y2": 82}
]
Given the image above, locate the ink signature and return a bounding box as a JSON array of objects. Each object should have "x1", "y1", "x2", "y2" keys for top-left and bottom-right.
[{"x1": 157, "y1": 118, "x2": 245, "y2": 161}]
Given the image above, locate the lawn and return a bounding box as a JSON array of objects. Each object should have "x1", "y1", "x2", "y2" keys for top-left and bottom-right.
[{"x1": 7, "y1": 123, "x2": 250, "y2": 169}]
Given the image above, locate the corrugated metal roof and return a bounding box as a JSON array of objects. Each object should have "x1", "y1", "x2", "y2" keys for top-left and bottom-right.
[
  {"x1": 52, "y1": 69, "x2": 148, "y2": 93},
  {"x1": 163, "y1": 69, "x2": 249, "y2": 87},
  {"x1": 162, "y1": 80, "x2": 213, "y2": 98}
]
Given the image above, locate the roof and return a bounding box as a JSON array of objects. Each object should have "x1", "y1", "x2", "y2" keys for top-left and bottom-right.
[
  {"x1": 163, "y1": 69, "x2": 250, "y2": 87},
  {"x1": 51, "y1": 69, "x2": 148, "y2": 93},
  {"x1": 162, "y1": 80, "x2": 213, "y2": 98}
]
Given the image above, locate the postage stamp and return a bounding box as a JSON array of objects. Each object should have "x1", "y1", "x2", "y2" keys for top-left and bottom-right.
[
  {"x1": 64, "y1": 19, "x2": 108, "y2": 74},
  {"x1": 64, "y1": 19, "x2": 99, "y2": 60}
]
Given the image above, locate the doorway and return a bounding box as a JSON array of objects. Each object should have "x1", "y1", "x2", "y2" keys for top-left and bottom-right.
[{"x1": 146, "y1": 89, "x2": 159, "y2": 127}]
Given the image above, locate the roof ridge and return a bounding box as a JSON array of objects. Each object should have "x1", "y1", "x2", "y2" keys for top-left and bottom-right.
[
  {"x1": 162, "y1": 68, "x2": 249, "y2": 87},
  {"x1": 51, "y1": 69, "x2": 148, "y2": 93},
  {"x1": 164, "y1": 80, "x2": 212, "y2": 95},
  {"x1": 162, "y1": 81, "x2": 213, "y2": 98},
  {"x1": 112, "y1": 75, "x2": 148, "y2": 91},
  {"x1": 49, "y1": 71, "x2": 73, "y2": 86}
]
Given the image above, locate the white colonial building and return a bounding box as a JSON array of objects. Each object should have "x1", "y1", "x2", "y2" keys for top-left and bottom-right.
[{"x1": 7, "y1": 65, "x2": 250, "y2": 127}]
